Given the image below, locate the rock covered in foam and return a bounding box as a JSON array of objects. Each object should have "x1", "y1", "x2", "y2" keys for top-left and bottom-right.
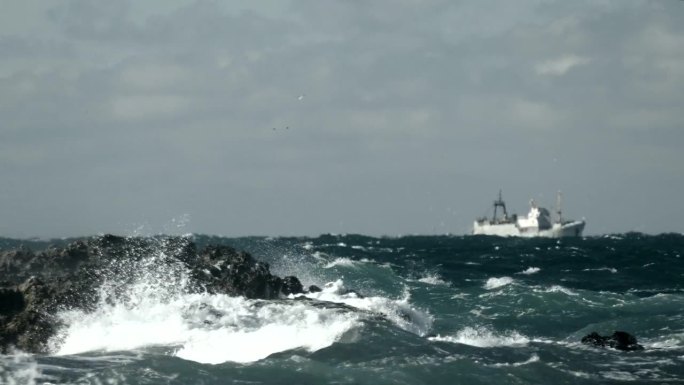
[{"x1": 0, "y1": 235, "x2": 305, "y2": 353}]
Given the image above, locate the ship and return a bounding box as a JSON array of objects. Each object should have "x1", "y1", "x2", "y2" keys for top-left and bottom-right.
[{"x1": 473, "y1": 191, "x2": 585, "y2": 237}]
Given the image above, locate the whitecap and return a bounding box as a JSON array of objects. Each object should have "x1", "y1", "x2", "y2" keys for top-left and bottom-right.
[
  {"x1": 450, "y1": 293, "x2": 470, "y2": 299},
  {"x1": 0, "y1": 351, "x2": 41, "y2": 385},
  {"x1": 583, "y1": 267, "x2": 617, "y2": 273},
  {"x1": 412, "y1": 273, "x2": 449, "y2": 286},
  {"x1": 174, "y1": 298, "x2": 359, "y2": 364},
  {"x1": 536, "y1": 285, "x2": 579, "y2": 296},
  {"x1": 323, "y1": 257, "x2": 358, "y2": 268},
  {"x1": 490, "y1": 354, "x2": 540, "y2": 367},
  {"x1": 297, "y1": 280, "x2": 433, "y2": 336},
  {"x1": 602, "y1": 371, "x2": 638, "y2": 381},
  {"x1": 519, "y1": 267, "x2": 540, "y2": 275},
  {"x1": 429, "y1": 326, "x2": 529, "y2": 347},
  {"x1": 53, "y1": 293, "x2": 360, "y2": 365},
  {"x1": 643, "y1": 332, "x2": 684, "y2": 350},
  {"x1": 483, "y1": 277, "x2": 514, "y2": 290}
]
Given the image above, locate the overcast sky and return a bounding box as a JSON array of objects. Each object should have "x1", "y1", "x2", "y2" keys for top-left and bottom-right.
[{"x1": 1, "y1": 0, "x2": 683, "y2": 238}]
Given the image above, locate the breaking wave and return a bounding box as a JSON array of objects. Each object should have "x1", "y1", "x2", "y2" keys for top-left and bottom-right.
[
  {"x1": 483, "y1": 277, "x2": 514, "y2": 290},
  {"x1": 429, "y1": 326, "x2": 530, "y2": 348}
]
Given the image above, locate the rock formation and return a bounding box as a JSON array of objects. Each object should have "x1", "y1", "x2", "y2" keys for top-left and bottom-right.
[{"x1": 581, "y1": 331, "x2": 644, "y2": 351}]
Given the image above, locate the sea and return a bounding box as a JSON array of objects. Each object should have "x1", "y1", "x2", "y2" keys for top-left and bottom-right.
[{"x1": 1, "y1": 233, "x2": 683, "y2": 385}]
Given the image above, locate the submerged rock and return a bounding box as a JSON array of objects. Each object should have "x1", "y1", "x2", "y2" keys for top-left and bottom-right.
[
  {"x1": 0, "y1": 235, "x2": 306, "y2": 353},
  {"x1": 581, "y1": 331, "x2": 644, "y2": 351}
]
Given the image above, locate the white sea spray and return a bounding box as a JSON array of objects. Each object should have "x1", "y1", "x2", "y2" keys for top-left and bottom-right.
[
  {"x1": 519, "y1": 267, "x2": 540, "y2": 275},
  {"x1": 429, "y1": 326, "x2": 530, "y2": 347},
  {"x1": 483, "y1": 277, "x2": 514, "y2": 290}
]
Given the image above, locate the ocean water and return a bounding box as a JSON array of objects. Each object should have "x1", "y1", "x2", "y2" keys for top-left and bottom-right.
[{"x1": 2, "y1": 233, "x2": 683, "y2": 384}]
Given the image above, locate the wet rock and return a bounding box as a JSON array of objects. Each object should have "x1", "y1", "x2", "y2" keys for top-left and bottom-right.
[
  {"x1": 581, "y1": 331, "x2": 644, "y2": 351},
  {"x1": 0, "y1": 277, "x2": 60, "y2": 353},
  {"x1": 0, "y1": 287, "x2": 24, "y2": 314},
  {"x1": 280, "y1": 276, "x2": 304, "y2": 296}
]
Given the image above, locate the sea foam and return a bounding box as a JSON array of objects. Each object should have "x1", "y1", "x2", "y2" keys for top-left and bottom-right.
[
  {"x1": 0, "y1": 351, "x2": 41, "y2": 385},
  {"x1": 53, "y1": 291, "x2": 360, "y2": 364},
  {"x1": 483, "y1": 277, "x2": 514, "y2": 290},
  {"x1": 416, "y1": 274, "x2": 450, "y2": 286},
  {"x1": 519, "y1": 267, "x2": 540, "y2": 275},
  {"x1": 297, "y1": 279, "x2": 433, "y2": 336},
  {"x1": 430, "y1": 326, "x2": 529, "y2": 347}
]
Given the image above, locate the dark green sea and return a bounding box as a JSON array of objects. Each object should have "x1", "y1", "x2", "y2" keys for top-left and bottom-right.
[{"x1": 2, "y1": 233, "x2": 683, "y2": 384}]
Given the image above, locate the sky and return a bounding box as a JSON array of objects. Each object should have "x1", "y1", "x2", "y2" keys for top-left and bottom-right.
[{"x1": 1, "y1": 0, "x2": 683, "y2": 238}]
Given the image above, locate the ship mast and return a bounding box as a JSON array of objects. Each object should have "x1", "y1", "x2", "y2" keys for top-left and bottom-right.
[
  {"x1": 493, "y1": 190, "x2": 508, "y2": 222},
  {"x1": 556, "y1": 190, "x2": 563, "y2": 224}
]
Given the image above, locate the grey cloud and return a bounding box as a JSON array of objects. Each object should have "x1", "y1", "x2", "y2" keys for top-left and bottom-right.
[{"x1": 1, "y1": 0, "x2": 683, "y2": 237}]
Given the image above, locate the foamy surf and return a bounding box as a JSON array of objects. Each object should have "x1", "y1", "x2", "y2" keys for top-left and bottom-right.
[
  {"x1": 323, "y1": 257, "x2": 359, "y2": 268},
  {"x1": 412, "y1": 273, "x2": 450, "y2": 286},
  {"x1": 295, "y1": 279, "x2": 433, "y2": 336},
  {"x1": 519, "y1": 267, "x2": 541, "y2": 275},
  {"x1": 53, "y1": 293, "x2": 361, "y2": 364},
  {"x1": 429, "y1": 326, "x2": 530, "y2": 348},
  {"x1": 0, "y1": 351, "x2": 40, "y2": 385},
  {"x1": 483, "y1": 277, "x2": 514, "y2": 290}
]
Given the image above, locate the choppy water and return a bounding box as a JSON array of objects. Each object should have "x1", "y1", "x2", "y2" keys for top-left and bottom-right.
[{"x1": 2, "y1": 233, "x2": 683, "y2": 384}]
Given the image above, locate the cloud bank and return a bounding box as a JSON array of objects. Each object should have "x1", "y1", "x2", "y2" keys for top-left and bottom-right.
[{"x1": 1, "y1": 0, "x2": 683, "y2": 237}]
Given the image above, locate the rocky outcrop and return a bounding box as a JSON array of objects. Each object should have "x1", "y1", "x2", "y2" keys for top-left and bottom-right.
[
  {"x1": 581, "y1": 331, "x2": 644, "y2": 351},
  {"x1": 0, "y1": 235, "x2": 307, "y2": 353}
]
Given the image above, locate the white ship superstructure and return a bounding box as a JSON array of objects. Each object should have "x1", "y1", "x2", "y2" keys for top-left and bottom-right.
[{"x1": 473, "y1": 191, "x2": 585, "y2": 238}]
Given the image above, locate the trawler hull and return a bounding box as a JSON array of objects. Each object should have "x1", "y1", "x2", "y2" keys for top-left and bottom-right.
[{"x1": 473, "y1": 220, "x2": 585, "y2": 238}]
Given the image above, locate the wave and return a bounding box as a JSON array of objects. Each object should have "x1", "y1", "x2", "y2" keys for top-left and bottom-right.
[
  {"x1": 415, "y1": 274, "x2": 450, "y2": 286},
  {"x1": 0, "y1": 351, "x2": 41, "y2": 385},
  {"x1": 483, "y1": 277, "x2": 514, "y2": 290},
  {"x1": 642, "y1": 332, "x2": 684, "y2": 350},
  {"x1": 323, "y1": 257, "x2": 369, "y2": 269},
  {"x1": 582, "y1": 267, "x2": 618, "y2": 274},
  {"x1": 295, "y1": 280, "x2": 433, "y2": 336},
  {"x1": 490, "y1": 354, "x2": 540, "y2": 367},
  {"x1": 534, "y1": 285, "x2": 579, "y2": 296},
  {"x1": 52, "y1": 290, "x2": 361, "y2": 364},
  {"x1": 429, "y1": 326, "x2": 529, "y2": 347},
  {"x1": 519, "y1": 267, "x2": 540, "y2": 275}
]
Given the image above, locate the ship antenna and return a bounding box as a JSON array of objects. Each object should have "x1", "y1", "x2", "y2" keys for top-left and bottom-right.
[{"x1": 556, "y1": 190, "x2": 563, "y2": 224}]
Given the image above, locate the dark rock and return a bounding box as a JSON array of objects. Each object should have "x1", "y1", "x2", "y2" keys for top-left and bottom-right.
[
  {"x1": 581, "y1": 331, "x2": 604, "y2": 346},
  {"x1": 307, "y1": 285, "x2": 322, "y2": 293},
  {"x1": 581, "y1": 331, "x2": 644, "y2": 351},
  {"x1": 0, "y1": 287, "x2": 24, "y2": 314},
  {"x1": 0, "y1": 277, "x2": 60, "y2": 353},
  {"x1": 280, "y1": 276, "x2": 304, "y2": 296},
  {"x1": 195, "y1": 245, "x2": 287, "y2": 299},
  {"x1": 608, "y1": 331, "x2": 644, "y2": 351}
]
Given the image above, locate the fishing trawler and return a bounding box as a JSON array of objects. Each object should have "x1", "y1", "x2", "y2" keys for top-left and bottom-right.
[{"x1": 473, "y1": 191, "x2": 585, "y2": 237}]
